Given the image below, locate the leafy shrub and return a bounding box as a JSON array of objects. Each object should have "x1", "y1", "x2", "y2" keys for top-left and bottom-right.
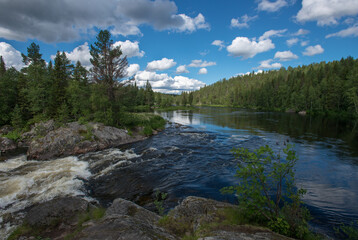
[
  {"x1": 222, "y1": 145, "x2": 313, "y2": 239},
  {"x1": 3, "y1": 129, "x2": 21, "y2": 142}
]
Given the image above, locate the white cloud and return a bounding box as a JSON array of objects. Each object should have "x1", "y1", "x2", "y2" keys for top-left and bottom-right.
[
  {"x1": 296, "y1": 0, "x2": 358, "y2": 26},
  {"x1": 293, "y1": 28, "x2": 310, "y2": 36},
  {"x1": 227, "y1": 37, "x2": 275, "y2": 59},
  {"x1": 274, "y1": 50, "x2": 298, "y2": 61},
  {"x1": 176, "y1": 65, "x2": 189, "y2": 74},
  {"x1": 303, "y1": 45, "x2": 324, "y2": 56},
  {"x1": 231, "y1": 14, "x2": 258, "y2": 28},
  {"x1": 63, "y1": 42, "x2": 92, "y2": 68},
  {"x1": 259, "y1": 29, "x2": 287, "y2": 41},
  {"x1": 301, "y1": 40, "x2": 309, "y2": 46},
  {"x1": 134, "y1": 70, "x2": 205, "y2": 94},
  {"x1": 0, "y1": 0, "x2": 210, "y2": 42},
  {"x1": 177, "y1": 13, "x2": 210, "y2": 32},
  {"x1": 198, "y1": 68, "x2": 208, "y2": 74},
  {"x1": 188, "y1": 59, "x2": 216, "y2": 68},
  {"x1": 257, "y1": 59, "x2": 282, "y2": 69},
  {"x1": 113, "y1": 40, "x2": 145, "y2": 58},
  {"x1": 286, "y1": 38, "x2": 299, "y2": 46},
  {"x1": 0, "y1": 42, "x2": 24, "y2": 70},
  {"x1": 146, "y1": 58, "x2": 176, "y2": 71},
  {"x1": 126, "y1": 63, "x2": 140, "y2": 77},
  {"x1": 326, "y1": 25, "x2": 358, "y2": 38},
  {"x1": 258, "y1": 0, "x2": 288, "y2": 12},
  {"x1": 212, "y1": 40, "x2": 225, "y2": 50}
]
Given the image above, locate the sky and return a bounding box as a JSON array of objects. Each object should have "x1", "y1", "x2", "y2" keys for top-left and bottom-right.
[{"x1": 0, "y1": 0, "x2": 358, "y2": 94}]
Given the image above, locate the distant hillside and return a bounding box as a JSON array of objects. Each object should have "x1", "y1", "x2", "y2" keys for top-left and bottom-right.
[{"x1": 188, "y1": 57, "x2": 358, "y2": 117}]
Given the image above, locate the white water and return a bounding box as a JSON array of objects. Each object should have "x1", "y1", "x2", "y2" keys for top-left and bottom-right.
[{"x1": 0, "y1": 154, "x2": 91, "y2": 239}]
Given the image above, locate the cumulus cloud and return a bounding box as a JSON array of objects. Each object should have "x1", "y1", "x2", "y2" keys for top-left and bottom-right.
[
  {"x1": 231, "y1": 14, "x2": 258, "y2": 28},
  {"x1": 134, "y1": 70, "x2": 205, "y2": 94},
  {"x1": 286, "y1": 38, "x2": 299, "y2": 46},
  {"x1": 303, "y1": 44, "x2": 324, "y2": 56},
  {"x1": 212, "y1": 40, "x2": 225, "y2": 50},
  {"x1": 326, "y1": 25, "x2": 358, "y2": 38},
  {"x1": 293, "y1": 28, "x2": 310, "y2": 36},
  {"x1": 126, "y1": 63, "x2": 140, "y2": 77},
  {"x1": 188, "y1": 59, "x2": 216, "y2": 68},
  {"x1": 61, "y1": 42, "x2": 92, "y2": 68},
  {"x1": 146, "y1": 58, "x2": 176, "y2": 71},
  {"x1": 296, "y1": 0, "x2": 358, "y2": 26},
  {"x1": 258, "y1": 0, "x2": 288, "y2": 12},
  {"x1": 0, "y1": 42, "x2": 24, "y2": 70},
  {"x1": 257, "y1": 59, "x2": 282, "y2": 69},
  {"x1": 176, "y1": 65, "x2": 189, "y2": 74},
  {"x1": 227, "y1": 37, "x2": 275, "y2": 59},
  {"x1": 198, "y1": 68, "x2": 208, "y2": 74},
  {"x1": 113, "y1": 40, "x2": 145, "y2": 58},
  {"x1": 301, "y1": 40, "x2": 309, "y2": 46},
  {"x1": 177, "y1": 13, "x2": 210, "y2": 32},
  {"x1": 0, "y1": 0, "x2": 210, "y2": 42},
  {"x1": 259, "y1": 29, "x2": 287, "y2": 41},
  {"x1": 274, "y1": 50, "x2": 298, "y2": 61}
]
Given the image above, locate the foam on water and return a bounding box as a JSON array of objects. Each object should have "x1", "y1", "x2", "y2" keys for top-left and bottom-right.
[
  {"x1": 0, "y1": 155, "x2": 91, "y2": 239},
  {"x1": 91, "y1": 149, "x2": 142, "y2": 178}
]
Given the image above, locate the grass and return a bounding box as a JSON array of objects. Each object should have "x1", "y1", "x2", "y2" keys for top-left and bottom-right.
[
  {"x1": 1, "y1": 129, "x2": 22, "y2": 142},
  {"x1": 121, "y1": 112, "x2": 166, "y2": 136}
]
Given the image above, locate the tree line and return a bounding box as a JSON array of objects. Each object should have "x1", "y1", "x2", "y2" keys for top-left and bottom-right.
[
  {"x1": 177, "y1": 57, "x2": 358, "y2": 118},
  {"x1": 0, "y1": 30, "x2": 171, "y2": 129}
]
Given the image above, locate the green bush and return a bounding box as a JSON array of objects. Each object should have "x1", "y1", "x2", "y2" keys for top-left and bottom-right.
[
  {"x1": 2, "y1": 129, "x2": 22, "y2": 142},
  {"x1": 221, "y1": 145, "x2": 314, "y2": 239}
]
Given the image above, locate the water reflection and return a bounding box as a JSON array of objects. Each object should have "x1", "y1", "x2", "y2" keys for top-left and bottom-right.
[{"x1": 157, "y1": 107, "x2": 358, "y2": 236}]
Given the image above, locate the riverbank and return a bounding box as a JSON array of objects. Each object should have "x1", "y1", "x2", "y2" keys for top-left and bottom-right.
[
  {"x1": 7, "y1": 196, "x2": 292, "y2": 240},
  {"x1": 0, "y1": 113, "x2": 166, "y2": 161}
]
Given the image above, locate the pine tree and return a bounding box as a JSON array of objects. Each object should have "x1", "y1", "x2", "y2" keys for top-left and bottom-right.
[
  {"x1": 90, "y1": 30, "x2": 128, "y2": 101},
  {"x1": 0, "y1": 56, "x2": 6, "y2": 77}
]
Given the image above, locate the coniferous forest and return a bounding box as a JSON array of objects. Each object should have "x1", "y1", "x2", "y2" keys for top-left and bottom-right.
[
  {"x1": 0, "y1": 30, "x2": 174, "y2": 129},
  {"x1": 181, "y1": 57, "x2": 358, "y2": 118}
]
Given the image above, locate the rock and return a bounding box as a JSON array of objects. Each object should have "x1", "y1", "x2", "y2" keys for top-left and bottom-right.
[
  {"x1": 298, "y1": 111, "x2": 307, "y2": 116},
  {"x1": 0, "y1": 125, "x2": 14, "y2": 135},
  {"x1": 25, "y1": 197, "x2": 90, "y2": 227},
  {"x1": 27, "y1": 122, "x2": 146, "y2": 160},
  {"x1": 164, "y1": 196, "x2": 292, "y2": 240},
  {"x1": 0, "y1": 137, "x2": 17, "y2": 153},
  {"x1": 77, "y1": 198, "x2": 177, "y2": 240},
  {"x1": 22, "y1": 120, "x2": 56, "y2": 140}
]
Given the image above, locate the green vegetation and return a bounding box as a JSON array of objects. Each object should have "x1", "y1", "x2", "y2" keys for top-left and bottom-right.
[
  {"x1": 335, "y1": 221, "x2": 358, "y2": 239},
  {"x1": 1, "y1": 129, "x2": 21, "y2": 142},
  {"x1": 7, "y1": 207, "x2": 105, "y2": 240},
  {"x1": 222, "y1": 145, "x2": 317, "y2": 239},
  {"x1": 0, "y1": 30, "x2": 164, "y2": 132},
  {"x1": 176, "y1": 57, "x2": 358, "y2": 118},
  {"x1": 63, "y1": 207, "x2": 106, "y2": 240},
  {"x1": 154, "y1": 190, "x2": 168, "y2": 216}
]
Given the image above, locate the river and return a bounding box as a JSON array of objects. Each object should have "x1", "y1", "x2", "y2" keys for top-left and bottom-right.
[{"x1": 1, "y1": 107, "x2": 358, "y2": 239}]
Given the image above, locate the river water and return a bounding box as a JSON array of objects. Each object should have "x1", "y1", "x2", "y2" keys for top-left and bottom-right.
[{"x1": 1, "y1": 107, "x2": 358, "y2": 238}]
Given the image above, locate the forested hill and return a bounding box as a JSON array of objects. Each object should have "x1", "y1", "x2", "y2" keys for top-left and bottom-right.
[{"x1": 190, "y1": 57, "x2": 358, "y2": 117}]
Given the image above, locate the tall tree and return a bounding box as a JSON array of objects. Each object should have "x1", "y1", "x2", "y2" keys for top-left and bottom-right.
[
  {"x1": 0, "y1": 55, "x2": 6, "y2": 77},
  {"x1": 49, "y1": 51, "x2": 72, "y2": 117},
  {"x1": 21, "y1": 42, "x2": 45, "y2": 66},
  {"x1": 90, "y1": 30, "x2": 128, "y2": 101}
]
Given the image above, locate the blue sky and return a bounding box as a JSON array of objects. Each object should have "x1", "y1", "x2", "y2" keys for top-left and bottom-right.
[{"x1": 0, "y1": 0, "x2": 358, "y2": 93}]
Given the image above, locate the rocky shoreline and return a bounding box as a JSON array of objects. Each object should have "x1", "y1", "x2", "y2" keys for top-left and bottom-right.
[
  {"x1": 1, "y1": 120, "x2": 152, "y2": 161},
  {"x1": 8, "y1": 196, "x2": 291, "y2": 240}
]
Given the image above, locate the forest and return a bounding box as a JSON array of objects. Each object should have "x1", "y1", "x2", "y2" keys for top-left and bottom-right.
[
  {"x1": 178, "y1": 57, "x2": 358, "y2": 118},
  {"x1": 0, "y1": 30, "x2": 174, "y2": 131}
]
